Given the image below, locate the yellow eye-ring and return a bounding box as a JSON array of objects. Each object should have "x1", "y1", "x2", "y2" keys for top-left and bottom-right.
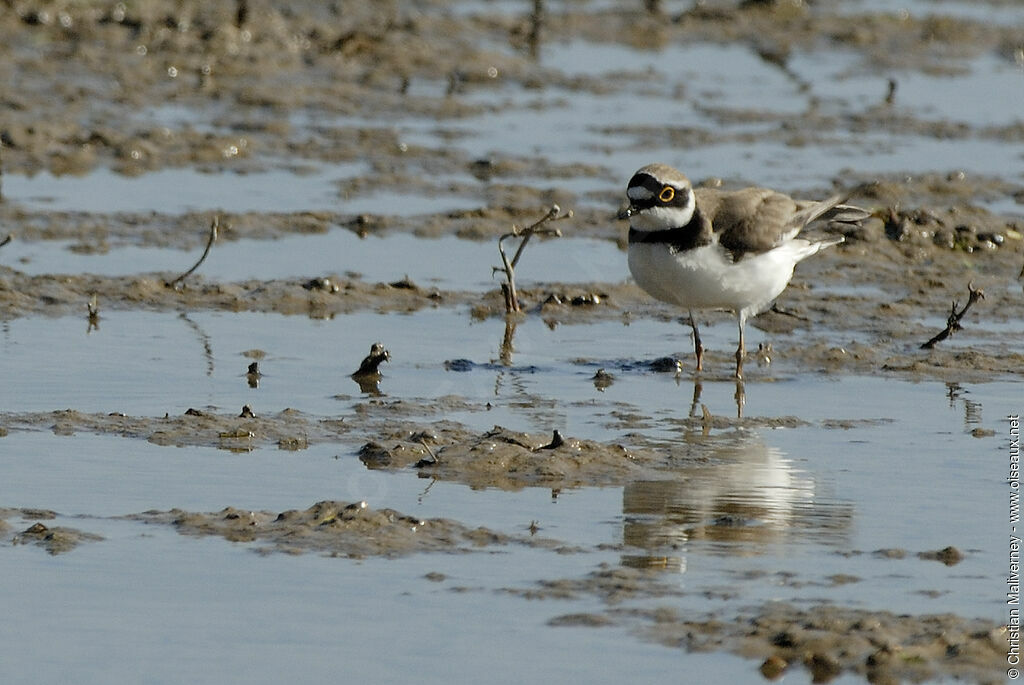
[{"x1": 659, "y1": 186, "x2": 675, "y2": 202}]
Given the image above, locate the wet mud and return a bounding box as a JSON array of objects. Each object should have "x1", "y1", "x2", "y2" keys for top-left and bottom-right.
[
  {"x1": 0, "y1": 408, "x2": 871, "y2": 481},
  {"x1": 511, "y1": 563, "x2": 1007, "y2": 683},
  {"x1": 2, "y1": 1, "x2": 1023, "y2": 179},
  {"x1": 2, "y1": 508, "x2": 103, "y2": 554},
  {"x1": 4, "y1": 237, "x2": 1023, "y2": 380},
  {"x1": 128, "y1": 499, "x2": 574, "y2": 558},
  {"x1": 30, "y1": 406, "x2": 347, "y2": 450},
  {"x1": 6, "y1": 493, "x2": 1001, "y2": 680},
  {"x1": 628, "y1": 601, "x2": 1009, "y2": 684}
]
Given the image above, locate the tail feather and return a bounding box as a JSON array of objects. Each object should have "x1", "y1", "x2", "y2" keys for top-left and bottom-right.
[
  {"x1": 791, "y1": 194, "x2": 870, "y2": 236},
  {"x1": 815, "y1": 234, "x2": 845, "y2": 249},
  {"x1": 824, "y1": 204, "x2": 872, "y2": 224}
]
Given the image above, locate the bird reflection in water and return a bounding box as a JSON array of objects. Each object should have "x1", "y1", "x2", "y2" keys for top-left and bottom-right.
[{"x1": 621, "y1": 431, "x2": 852, "y2": 572}]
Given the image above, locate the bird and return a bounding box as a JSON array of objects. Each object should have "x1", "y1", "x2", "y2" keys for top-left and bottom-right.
[{"x1": 619, "y1": 163, "x2": 865, "y2": 380}]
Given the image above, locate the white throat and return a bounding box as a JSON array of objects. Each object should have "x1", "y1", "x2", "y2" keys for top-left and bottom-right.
[{"x1": 629, "y1": 204, "x2": 695, "y2": 232}]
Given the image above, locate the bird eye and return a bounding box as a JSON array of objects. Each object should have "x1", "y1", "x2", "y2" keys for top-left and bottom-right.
[{"x1": 659, "y1": 186, "x2": 675, "y2": 202}]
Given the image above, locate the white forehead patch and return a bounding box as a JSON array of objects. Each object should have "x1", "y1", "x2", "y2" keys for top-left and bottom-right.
[{"x1": 627, "y1": 186, "x2": 654, "y2": 201}]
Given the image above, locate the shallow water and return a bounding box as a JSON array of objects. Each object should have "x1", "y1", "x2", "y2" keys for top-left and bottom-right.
[
  {"x1": 1, "y1": 374, "x2": 1012, "y2": 682},
  {"x1": 6, "y1": 36, "x2": 1021, "y2": 219},
  {"x1": 2, "y1": 516, "x2": 776, "y2": 684},
  {"x1": 11, "y1": 307, "x2": 1014, "y2": 435},
  {"x1": 2, "y1": 308, "x2": 1013, "y2": 624},
  {"x1": 3, "y1": 232, "x2": 624, "y2": 288},
  {"x1": 2, "y1": 164, "x2": 480, "y2": 216},
  {"x1": 840, "y1": 0, "x2": 1024, "y2": 24}
]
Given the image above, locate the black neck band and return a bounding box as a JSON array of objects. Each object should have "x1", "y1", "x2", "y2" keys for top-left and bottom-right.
[{"x1": 628, "y1": 209, "x2": 707, "y2": 253}]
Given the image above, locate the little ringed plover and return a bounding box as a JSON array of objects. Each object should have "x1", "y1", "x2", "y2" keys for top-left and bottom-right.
[{"x1": 620, "y1": 163, "x2": 865, "y2": 380}]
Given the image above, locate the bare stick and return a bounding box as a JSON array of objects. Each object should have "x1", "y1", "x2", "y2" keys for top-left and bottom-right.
[
  {"x1": 0, "y1": 234, "x2": 12, "y2": 249},
  {"x1": 885, "y1": 78, "x2": 898, "y2": 105},
  {"x1": 235, "y1": 0, "x2": 248, "y2": 27},
  {"x1": 86, "y1": 294, "x2": 100, "y2": 333},
  {"x1": 527, "y1": 0, "x2": 543, "y2": 58},
  {"x1": 418, "y1": 438, "x2": 439, "y2": 465},
  {"x1": 920, "y1": 281, "x2": 985, "y2": 349},
  {"x1": 493, "y1": 205, "x2": 572, "y2": 313},
  {"x1": 166, "y1": 216, "x2": 218, "y2": 289},
  {"x1": 500, "y1": 316, "x2": 516, "y2": 366},
  {"x1": 769, "y1": 303, "x2": 809, "y2": 321},
  {"x1": 510, "y1": 205, "x2": 564, "y2": 268},
  {"x1": 498, "y1": 235, "x2": 520, "y2": 312}
]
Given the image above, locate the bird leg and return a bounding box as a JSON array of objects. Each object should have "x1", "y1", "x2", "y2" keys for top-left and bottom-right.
[
  {"x1": 734, "y1": 379, "x2": 745, "y2": 419},
  {"x1": 734, "y1": 314, "x2": 746, "y2": 380},
  {"x1": 688, "y1": 310, "x2": 704, "y2": 372},
  {"x1": 689, "y1": 380, "x2": 704, "y2": 418}
]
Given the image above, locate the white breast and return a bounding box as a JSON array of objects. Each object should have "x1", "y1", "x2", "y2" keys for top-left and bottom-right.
[{"x1": 628, "y1": 239, "x2": 824, "y2": 316}]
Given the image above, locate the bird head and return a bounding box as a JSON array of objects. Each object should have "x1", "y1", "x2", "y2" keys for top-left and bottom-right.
[{"x1": 618, "y1": 163, "x2": 696, "y2": 231}]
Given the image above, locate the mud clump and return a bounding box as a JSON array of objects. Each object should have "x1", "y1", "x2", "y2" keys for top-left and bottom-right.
[
  {"x1": 359, "y1": 425, "x2": 696, "y2": 490},
  {"x1": 11, "y1": 521, "x2": 104, "y2": 555},
  {"x1": 0, "y1": 269, "x2": 467, "y2": 320},
  {"x1": 509, "y1": 564, "x2": 687, "y2": 603},
  {"x1": 2, "y1": 508, "x2": 103, "y2": 554},
  {"x1": 1, "y1": 407, "x2": 345, "y2": 450},
  {"x1": 131, "y1": 500, "x2": 569, "y2": 558},
  {"x1": 918, "y1": 545, "x2": 965, "y2": 566},
  {"x1": 522, "y1": 560, "x2": 1007, "y2": 683},
  {"x1": 537, "y1": 599, "x2": 1010, "y2": 684},
  {"x1": 635, "y1": 603, "x2": 1009, "y2": 684}
]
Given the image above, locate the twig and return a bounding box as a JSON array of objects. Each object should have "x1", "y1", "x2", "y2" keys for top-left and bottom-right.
[
  {"x1": 527, "y1": 0, "x2": 544, "y2": 58},
  {"x1": 769, "y1": 303, "x2": 809, "y2": 321},
  {"x1": 500, "y1": 316, "x2": 516, "y2": 366},
  {"x1": 418, "y1": 439, "x2": 439, "y2": 465},
  {"x1": 179, "y1": 312, "x2": 215, "y2": 376},
  {"x1": 498, "y1": 244, "x2": 519, "y2": 312},
  {"x1": 86, "y1": 294, "x2": 100, "y2": 332},
  {"x1": 166, "y1": 216, "x2": 218, "y2": 289},
  {"x1": 417, "y1": 478, "x2": 436, "y2": 503},
  {"x1": 885, "y1": 78, "x2": 897, "y2": 105},
  {"x1": 510, "y1": 205, "x2": 564, "y2": 269},
  {"x1": 493, "y1": 204, "x2": 572, "y2": 313},
  {"x1": 920, "y1": 281, "x2": 985, "y2": 349},
  {"x1": 0, "y1": 234, "x2": 12, "y2": 249},
  {"x1": 235, "y1": 0, "x2": 248, "y2": 27}
]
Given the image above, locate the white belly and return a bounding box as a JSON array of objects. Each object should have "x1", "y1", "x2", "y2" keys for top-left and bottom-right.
[{"x1": 628, "y1": 241, "x2": 819, "y2": 315}]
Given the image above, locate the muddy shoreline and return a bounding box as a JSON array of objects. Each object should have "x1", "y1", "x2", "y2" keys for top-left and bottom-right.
[{"x1": 0, "y1": 497, "x2": 1008, "y2": 683}]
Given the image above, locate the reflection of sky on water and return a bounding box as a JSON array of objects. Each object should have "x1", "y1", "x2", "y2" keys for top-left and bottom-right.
[
  {"x1": 7, "y1": 37, "x2": 1021, "y2": 220},
  {"x1": 1, "y1": 232, "x2": 625, "y2": 289}
]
